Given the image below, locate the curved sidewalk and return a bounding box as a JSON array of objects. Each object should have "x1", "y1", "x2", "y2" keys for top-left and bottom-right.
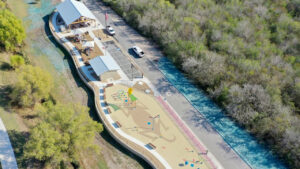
[
  {"x1": 49, "y1": 12, "x2": 167, "y2": 169},
  {"x1": 82, "y1": 0, "x2": 251, "y2": 168},
  {"x1": 49, "y1": 10, "x2": 222, "y2": 169},
  {"x1": 0, "y1": 118, "x2": 18, "y2": 169}
]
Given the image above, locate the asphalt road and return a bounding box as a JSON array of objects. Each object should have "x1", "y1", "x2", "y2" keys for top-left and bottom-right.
[{"x1": 83, "y1": 0, "x2": 251, "y2": 169}]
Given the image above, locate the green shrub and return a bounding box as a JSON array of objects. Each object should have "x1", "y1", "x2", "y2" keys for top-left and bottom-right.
[{"x1": 10, "y1": 55, "x2": 24, "y2": 69}]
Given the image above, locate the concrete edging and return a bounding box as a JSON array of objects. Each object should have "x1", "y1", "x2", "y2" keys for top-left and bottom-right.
[{"x1": 48, "y1": 11, "x2": 165, "y2": 169}]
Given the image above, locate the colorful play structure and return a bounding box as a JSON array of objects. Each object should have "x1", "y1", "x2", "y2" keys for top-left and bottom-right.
[{"x1": 110, "y1": 87, "x2": 138, "y2": 109}]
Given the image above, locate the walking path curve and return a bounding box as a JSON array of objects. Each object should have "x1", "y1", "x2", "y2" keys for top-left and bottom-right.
[
  {"x1": 49, "y1": 8, "x2": 222, "y2": 169},
  {"x1": 82, "y1": 0, "x2": 250, "y2": 169},
  {"x1": 0, "y1": 118, "x2": 18, "y2": 169}
]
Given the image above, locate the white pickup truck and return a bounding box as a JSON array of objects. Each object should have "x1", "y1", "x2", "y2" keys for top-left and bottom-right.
[
  {"x1": 106, "y1": 25, "x2": 115, "y2": 36},
  {"x1": 132, "y1": 46, "x2": 145, "y2": 57}
]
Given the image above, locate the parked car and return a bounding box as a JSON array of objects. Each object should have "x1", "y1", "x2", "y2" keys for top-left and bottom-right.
[
  {"x1": 106, "y1": 25, "x2": 115, "y2": 36},
  {"x1": 132, "y1": 46, "x2": 145, "y2": 57}
]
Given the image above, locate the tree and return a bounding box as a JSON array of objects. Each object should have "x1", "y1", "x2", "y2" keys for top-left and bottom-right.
[
  {"x1": 10, "y1": 55, "x2": 24, "y2": 69},
  {"x1": 10, "y1": 65, "x2": 54, "y2": 107},
  {"x1": 182, "y1": 51, "x2": 225, "y2": 87},
  {"x1": 0, "y1": 9, "x2": 26, "y2": 51},
  {"x1": 100, "y1": 0, "x2": 300, "y2": 167},
  {"x1": 226, "y1": 84, "x2": 273, "y2": 125},
  {"x1": 24, "y1": 103, "x2": 103, "y2": 167},
  {"x1": 24, "y1": 122, "x2": 66, "y2": 163}
]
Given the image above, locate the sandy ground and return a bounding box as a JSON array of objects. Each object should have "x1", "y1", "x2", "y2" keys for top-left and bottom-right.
[
  {"x1": 66, "y1": 34, "x2": 104, "y2": 63},
  {"x1": 93, "y1": 29, "x2": 114, "y2": 42},
  {"x1": 105, "y1": 84, "x2": 211, "y2": 169}
]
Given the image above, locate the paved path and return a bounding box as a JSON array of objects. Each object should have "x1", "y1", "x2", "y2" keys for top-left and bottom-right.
[
  {"x1": 83, "y1": 1, "x2": 251, "y2": 169},
  {"x1": 0, "y1": 118, "x2": 18, "y2": 169}
]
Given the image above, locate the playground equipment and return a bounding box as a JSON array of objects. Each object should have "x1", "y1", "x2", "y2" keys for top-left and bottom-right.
[
  {"x1": 82, "y1": 41, "x2": 94, "y2": 56},
  {"x1": 111, "y1": 88, "x2": 138, "y2": 108},
  {"x1": 128, "y1": 87, "x2": 133, "y2": 95}
]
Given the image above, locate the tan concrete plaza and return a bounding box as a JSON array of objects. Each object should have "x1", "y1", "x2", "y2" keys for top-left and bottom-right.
[{"x1": 105, "y1": 84, "x2": 211, "y2": 169}]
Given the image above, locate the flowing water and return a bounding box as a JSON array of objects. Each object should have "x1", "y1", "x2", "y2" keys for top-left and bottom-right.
[{"x1": 22, "y1": 0, "x2": 287, "y2": 168}]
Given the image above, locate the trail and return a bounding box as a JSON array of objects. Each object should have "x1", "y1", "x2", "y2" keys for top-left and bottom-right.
[{"x1": 0, "y1": 118, "x2": 18, "y2": 169}]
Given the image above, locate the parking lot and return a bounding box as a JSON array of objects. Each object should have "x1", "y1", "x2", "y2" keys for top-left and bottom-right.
[{"x1": 104, "y1": 41, "x2": 143, "y2": 80}]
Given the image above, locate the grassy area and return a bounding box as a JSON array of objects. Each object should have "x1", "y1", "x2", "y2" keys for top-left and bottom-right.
[
  {"x1": 0, "y1": 0, "x2": 147, "y2": 169},
  {"x1": 0, "y1": 53, "x2": 21, "y2": 131},
  {"x1": 6, "y1": 0, "x2": 28, "y2": 19},
  {"x1": 0, "y1": 0, "x2": 108, "y2": 168}
]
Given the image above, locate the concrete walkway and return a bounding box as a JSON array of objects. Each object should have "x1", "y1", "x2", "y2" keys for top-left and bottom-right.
[
  {"x1": 51, "y1": 9, "x2": 223, "y2": 168},
  {"x1": 0, "y1": 118, "x2": 18, "y2": 169},
  {"x1": 82, "y1": 0, "x2": 251, "y2": 169},
  {"x1": 51, "y1": 13, "x2": 173, "y2": 168}
]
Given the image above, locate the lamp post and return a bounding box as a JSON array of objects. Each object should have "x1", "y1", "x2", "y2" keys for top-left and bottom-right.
[{"x1": 131, "y1": 63, "x2": 134, "y2": 81}]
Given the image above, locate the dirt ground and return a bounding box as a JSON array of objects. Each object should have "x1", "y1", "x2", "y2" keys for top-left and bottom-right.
[
  {"x1": 105, "y1": 84, "x2": 211, "y2": 169},
  {"x1": 66, "y1": 33, "x2": 104, "y2": 63},
  {"x1": 93, "y1": 29, "x2": 114, "y2": 42},
  {"x1": 1, "y1": 0, "x2": 149, "y2": 169}
]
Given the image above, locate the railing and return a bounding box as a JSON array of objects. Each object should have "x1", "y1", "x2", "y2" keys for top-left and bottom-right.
[{"x1": 49, "y1": 11, "x2": 165, "y2": 169}]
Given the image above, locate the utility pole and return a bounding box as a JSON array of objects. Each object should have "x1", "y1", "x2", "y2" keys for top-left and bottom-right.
[{"x1": 131, "y1": 63, "x2": 134, "y2": 81}]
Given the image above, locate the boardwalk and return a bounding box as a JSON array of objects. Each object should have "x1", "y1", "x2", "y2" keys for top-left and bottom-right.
[{"x1": 0, "y1": 118, "x2": 18, "y2": 169}]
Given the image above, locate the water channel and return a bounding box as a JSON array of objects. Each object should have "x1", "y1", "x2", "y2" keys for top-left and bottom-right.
[{"x1": 24, "y1": 0, "x2": 287, "y2": 168}]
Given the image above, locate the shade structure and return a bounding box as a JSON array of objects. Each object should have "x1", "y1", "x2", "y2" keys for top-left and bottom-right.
[
  {"x1": 82, "y1": 41, "x2": 95, "y2": 48},
  {"x1": 56, "y1": 0, "x2": 96, "y2": 26},
  {"x1": 72, "y1": 29, "x2": 84, "y2": 35},
  {"x1": 89, "y1": 56, "x2": 120, "y2": 76}
]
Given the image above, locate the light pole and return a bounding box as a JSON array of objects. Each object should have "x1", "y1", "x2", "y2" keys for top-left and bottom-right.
[{"x1": 131, "y1": 63, "x2": 134, "y2": 81}]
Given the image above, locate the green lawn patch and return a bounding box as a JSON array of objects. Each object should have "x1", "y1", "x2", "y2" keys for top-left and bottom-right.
[{"x1": 109, "y1": 103, "x2": 120, "y2": 111}]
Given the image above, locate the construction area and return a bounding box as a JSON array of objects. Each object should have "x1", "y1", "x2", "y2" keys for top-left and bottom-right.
[{"x1": 104, "y1": 84, "x2": 211, "y2": 169}]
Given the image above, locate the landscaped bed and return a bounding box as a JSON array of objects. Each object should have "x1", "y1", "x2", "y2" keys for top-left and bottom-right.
[
  {"x1": 66, "y1": 33, "x2": 104, "y2": 64},
  {"x1": 93, "y1": 29, "x2": 113, "y2": 42}
]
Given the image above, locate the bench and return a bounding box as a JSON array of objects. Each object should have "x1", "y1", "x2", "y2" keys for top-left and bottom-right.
[
  {"x1": 148, "y1": 143, "x2": 156, "y2": 150},
  {"x1": 107, "y1": 108, "x2": 112, "y2": 114},
  {"x1": 115, "y1": 121, "x2": 121, "y2": 128},
  {"x1": 106, "y1": 83, "x2": 114, "y2": 87}
]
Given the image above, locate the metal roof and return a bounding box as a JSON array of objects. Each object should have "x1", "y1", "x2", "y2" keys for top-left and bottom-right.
[
  {"x1": 89, "y1": 56, "x2": 120, "y2": 76},
  {"x1": 56, "y1": 0, "x2": 96, "y2": 26}
]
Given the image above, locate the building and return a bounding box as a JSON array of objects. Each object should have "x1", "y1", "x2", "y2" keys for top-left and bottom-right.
[
  {"x1": 89, "y1": 56, "x2": 121, "y2": 82},
  {"x1": 56, "y1": 0, "x2": 96, "y2": 29}
]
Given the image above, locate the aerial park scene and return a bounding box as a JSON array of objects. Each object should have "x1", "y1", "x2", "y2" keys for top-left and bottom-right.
[
  {"x1": 46, "y1": 0, "x2": 219, "y2": 168},
  {"x1": 0, "y1": 0, "x2": 296, "y2": 169},
  {"x1": 104, "y1": 83, "x2": 212, "y2": 169}
]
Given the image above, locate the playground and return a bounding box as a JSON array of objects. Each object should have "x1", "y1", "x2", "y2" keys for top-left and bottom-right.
[{"x1": 105, "y1": 84, "x2": 211, "y2": 169}]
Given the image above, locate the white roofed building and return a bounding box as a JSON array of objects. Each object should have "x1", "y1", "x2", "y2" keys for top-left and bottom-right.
[
  {"x1": 56, "y1": 0, "x2": 96, "y2": 28},
  {"x1": 89, "y1": 56, "x2": 121, "y2": 82}
]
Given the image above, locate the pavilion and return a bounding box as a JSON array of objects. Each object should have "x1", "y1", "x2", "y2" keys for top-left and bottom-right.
[
  {"x1": 89, "y1": 56, "x2": 121, "y2": 82},
  {"x1": 56, "y1": 0, "x2": 97, "y2": 29}
]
